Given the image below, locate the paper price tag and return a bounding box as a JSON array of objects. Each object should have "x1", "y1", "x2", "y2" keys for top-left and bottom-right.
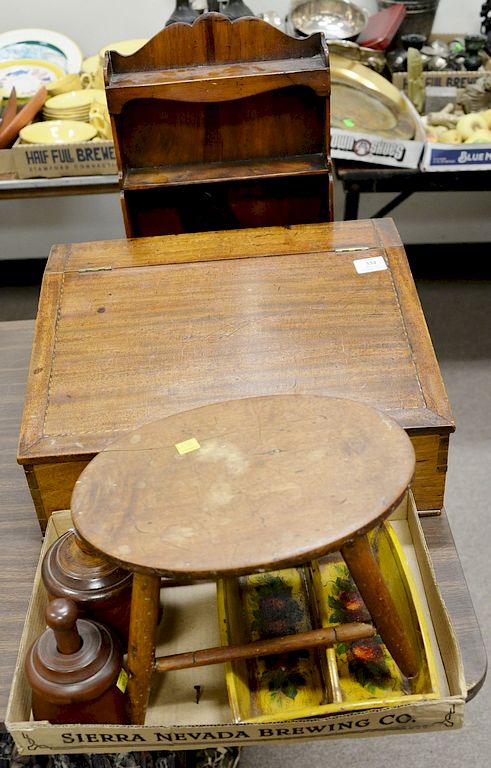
[
  {"x1": 353, "y1": 256, "x2": 387, "y2": 274},
  {"x1": 116, "y1": 668, "x2": 128, "y2": 693},
  {"x1": 175, "y1": 437, "x2": 200, "y2": 455}
]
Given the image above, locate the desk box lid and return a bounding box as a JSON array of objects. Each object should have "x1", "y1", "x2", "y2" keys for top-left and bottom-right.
[{"x1": 18, "y1": 218, "x2": 453, "y2": 466}]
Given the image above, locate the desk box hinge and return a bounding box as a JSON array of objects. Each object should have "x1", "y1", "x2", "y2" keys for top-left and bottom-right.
[{"x1": 333, "y1": 246, "x2": 371, "y2": 253}]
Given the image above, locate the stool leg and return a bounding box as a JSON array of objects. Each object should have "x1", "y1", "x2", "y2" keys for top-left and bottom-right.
[
  {"x1": 126, "y1": 572, "x2": 161, "y2": 724},
  {"x1": 341, "y1": 533, "x2": 419, "y2": 678}
]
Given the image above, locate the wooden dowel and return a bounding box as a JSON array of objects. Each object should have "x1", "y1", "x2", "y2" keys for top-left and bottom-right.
[
  {"x1": 154, "y1": 622, "x2": 375, "y2": 673},
  {"x1": 341, "y1": 534, "x2": 420, "y2": 678}
]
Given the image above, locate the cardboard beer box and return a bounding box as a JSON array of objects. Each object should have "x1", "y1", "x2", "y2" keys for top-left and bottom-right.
[
  {"x1": 331, "y1": 94, "x2": 426, "y2": 169},
  {"x1": 6, "y1": 495, "x2": 466, "y2": 755},
  {"x1": 0, "y1": 148, "x2": 16, "y2": 177},
  {"x1": 421, "y1": 140, "x2": 491, "y2": 171},
  {"x1": 392, "y1": 71, "x2": 482, "y2": 94},
  {"x1": 12, "y1": 139, "x2": 117, "y2": 178}
]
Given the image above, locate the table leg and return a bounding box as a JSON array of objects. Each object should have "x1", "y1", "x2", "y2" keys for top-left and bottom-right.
[
  {"x1": 126, "y1": 572, "x2": 161, "y2": 724},
  {"x1": 343, "y1": 186, "x2": 360, "y2": 220},
  {"x1": 341, "y1": 533, "x2": 419, "y2": 679},
  {"x1": 371, "y1": 190, "x2": 414, "y2": 219}
]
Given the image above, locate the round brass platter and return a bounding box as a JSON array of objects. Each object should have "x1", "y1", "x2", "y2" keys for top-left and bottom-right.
[
  {"x1": 330, "y1": 54, "x2": 417, "y2": 141},
  {"x1": 331, "y1": 82, "x2": 416, "y2": 140}
]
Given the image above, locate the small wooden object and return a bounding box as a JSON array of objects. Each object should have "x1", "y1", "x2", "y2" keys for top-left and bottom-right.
[
  {"x1": 154, "y1": 623, "x2": 376, "y2": 673},
  {"x1": 24, "y1": 598, "x2": 128, "y2": 724},
  {"x1": 104, "y1": 12, "x2": 332, "y2": 236},
  {"x1": 71, "y1": 394, "x2": 419, "y2": 725},
  {"x1": 41, "y1": 529, "x2": 133, "y2": 643}
]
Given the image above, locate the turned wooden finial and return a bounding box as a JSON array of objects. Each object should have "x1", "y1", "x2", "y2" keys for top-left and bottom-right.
[
  {"x1": 25, "y1": 599, "x2": 127, "y2": 724},
  {"x1": 46, "y1": 598, "x2": 82, "y2": 655}
]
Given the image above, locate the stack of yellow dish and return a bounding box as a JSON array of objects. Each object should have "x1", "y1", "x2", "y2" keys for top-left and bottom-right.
[
  {"x1": 80, "y1": 40, "x2": 147, "y2": 90},
  {"x1": 80, "y1": 55, "x2": 104, "y2": 89},
  {"x1": 42, "y1": 89, "x2": 106, "y2": 122},
  {"x1": 46, "y1": 72, "x2": 82, "y2": 96},
  {"x1": 98, "y1": 38, "x2": 147, "y2": 64},
  {"x1": 19, "y1": 120, "x2": 97, "y2": 145}
]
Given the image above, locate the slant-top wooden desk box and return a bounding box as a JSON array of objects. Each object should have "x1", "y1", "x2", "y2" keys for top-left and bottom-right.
[{"x1": 18, "y1": 219, "x2": 453, "y2": 529}]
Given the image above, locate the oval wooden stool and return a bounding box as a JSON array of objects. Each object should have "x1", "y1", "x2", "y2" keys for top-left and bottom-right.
[{"x1": 71, "y1": 394, "x2": 417, "y2": 724}]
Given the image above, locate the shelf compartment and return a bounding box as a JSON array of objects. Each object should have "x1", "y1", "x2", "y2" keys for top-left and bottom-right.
[
  {"x1": 122, "y1": 154, "x2": 330, "y2": 190},
  {"x1": 106, "y1": 56, "x2": 330, "y2": 108},
  {"x1": 217, "y1": 519, "x2": 440, "y2": 724}
]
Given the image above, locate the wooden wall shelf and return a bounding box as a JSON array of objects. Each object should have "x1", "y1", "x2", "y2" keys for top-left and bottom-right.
[{"x1": 105, "y1": 12, "x2": 333, "y2": 236}]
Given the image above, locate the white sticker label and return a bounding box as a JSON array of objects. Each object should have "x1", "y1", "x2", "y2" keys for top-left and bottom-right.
[{"x1": 353, "y1": 256, "x2": 387, "y2": 274}]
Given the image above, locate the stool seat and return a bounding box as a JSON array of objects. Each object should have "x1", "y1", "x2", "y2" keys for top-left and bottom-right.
[
  {"x1": 70, "y1": 394, "x2": 417, "y2": 724},
  {"x1": 71, "y1": 395, "x2": 415, "y2": 579}
]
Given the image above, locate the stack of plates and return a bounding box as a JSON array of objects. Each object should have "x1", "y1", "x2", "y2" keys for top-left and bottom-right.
[
  {"x1": 0, "y1": 58, "x2": 65, "y2": 102},
  {"x1": 19, "y1": 120, "x2": 97, "y2": 145},
  {"x1": 42, "y1": 89, "x2": 106, "y2": 122},
  {"x1": 0, "y1": 28, "x2": 83, "y2": 101}
]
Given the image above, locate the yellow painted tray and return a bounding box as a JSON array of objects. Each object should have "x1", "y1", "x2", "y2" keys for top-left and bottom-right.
[{"x1": 217, "y1": 522, "x2": 440, "y2": 723}]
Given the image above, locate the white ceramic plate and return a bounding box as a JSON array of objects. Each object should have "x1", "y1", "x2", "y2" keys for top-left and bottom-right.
[
  {"x1": 0, "y1": 58, "x2": 64, "y2": 99},
  {"x1": 0, "y1": 29, "x2": 83, "y2": 74}
]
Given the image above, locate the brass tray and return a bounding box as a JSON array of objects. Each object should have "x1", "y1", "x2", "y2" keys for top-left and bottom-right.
[{"x1": 330, "y1": 53, "x2": 417, "y2": 140}]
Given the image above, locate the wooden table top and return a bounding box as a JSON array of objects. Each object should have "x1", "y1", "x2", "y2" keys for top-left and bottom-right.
[
  {"x1": 0, "y1": 319, "x2": 486, "y2": 728},
  {"x1": 71, "y1": 395, "x2": 415, "y2": 578}
]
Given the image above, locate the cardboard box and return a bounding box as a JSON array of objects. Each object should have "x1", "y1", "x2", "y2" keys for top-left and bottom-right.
[
  {"x1": 392, "y1": 71, "x2": 483, "y2": 93},
  {"x1": 6, "y1": 497, "x2": 466, "y2": 755},
  {"x1": 17, "y1": 220, "x2": 454, "y2": 528},
  {"x1": 0, "y1": 148, "x2": 16, "y2": 177},
  {"x1": 330, "y1": 95, "x2": 425, "y2": 169},
  {"x1": 421, "y1": 140, "x2": 491, "y2": 171},
  {"x1": 391, "y1": 70, "x2": 491, "y2": 170},
  {"x1": 12, "y1": 140, "x2": 118, "y2": 179}
]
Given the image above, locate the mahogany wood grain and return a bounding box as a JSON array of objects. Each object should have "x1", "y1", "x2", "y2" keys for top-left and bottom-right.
[
  {"x1": 122, "y1": 154, "x2": 329, "y2": 190},
  {"x1": 106, "y1": 14, "x2": 327, "y2": 76},
  {"x1": 107, "y1": 60, "x2": 330, "y2": 104},
  {"x1": 104, "y1": 13, "x2": 332, "y2": 235},
  {"x1": 17, "y1": 219, "x2": 453, "y2": 525}
]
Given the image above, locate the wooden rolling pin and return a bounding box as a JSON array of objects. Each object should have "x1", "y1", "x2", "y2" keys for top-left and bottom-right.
[{"x1": 154, "y1": 622, "x2": 376, "y2": 673}]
